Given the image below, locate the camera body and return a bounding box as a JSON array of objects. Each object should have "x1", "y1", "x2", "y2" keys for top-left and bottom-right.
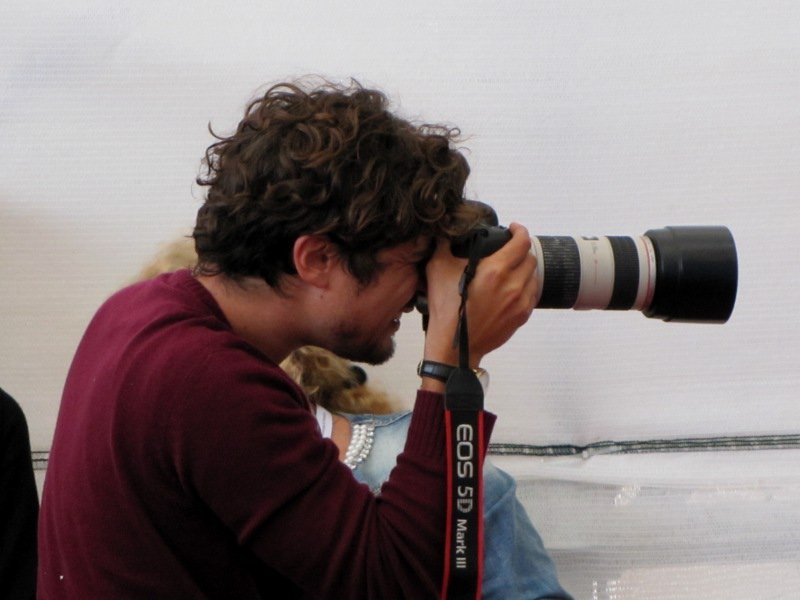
[
  {"x1": 440, "y1": 206, "x2": 738, "y2": 324},
  {"x1": 450, "y1": 226, "x2": 513, "y2": 260}
]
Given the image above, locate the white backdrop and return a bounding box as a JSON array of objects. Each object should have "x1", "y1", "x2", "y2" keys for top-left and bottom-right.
[{"x1": 2, "y1": 2, "x2": 800, "y2": 598}]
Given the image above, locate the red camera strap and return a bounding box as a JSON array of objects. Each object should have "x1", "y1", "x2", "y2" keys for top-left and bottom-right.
[
  {"x1": 441, "y1": 247, "x2": 485, "y2": 600},
  {"x1": 442, "y1": 374, "x2": 485, "y2": 599}
]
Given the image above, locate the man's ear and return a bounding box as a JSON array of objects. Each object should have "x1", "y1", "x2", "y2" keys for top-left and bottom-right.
[{"x1": 292, "y1": 235, "x2": 338, "y2": 288}]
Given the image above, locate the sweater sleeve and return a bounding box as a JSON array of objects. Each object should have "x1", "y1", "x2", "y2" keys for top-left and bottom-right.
[{"x1": 168, "y1": 350, "x2": 495, "y2": 598}]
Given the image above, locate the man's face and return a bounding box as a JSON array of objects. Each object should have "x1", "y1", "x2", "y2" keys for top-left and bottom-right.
[{"x1": 325, "y1": 237, "x2": 433, "y2": 365}]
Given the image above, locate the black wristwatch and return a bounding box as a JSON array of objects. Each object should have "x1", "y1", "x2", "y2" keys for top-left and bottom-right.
[{"x1": 417, "y1": 360, "x2": 489, "y2": 393}]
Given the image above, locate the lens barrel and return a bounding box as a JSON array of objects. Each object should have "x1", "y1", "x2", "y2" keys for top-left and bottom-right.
[{"x1": 532, "y1": 226, "x2": 737, "y2": 323}]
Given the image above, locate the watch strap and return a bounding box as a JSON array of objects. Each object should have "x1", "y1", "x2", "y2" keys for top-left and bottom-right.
[
  {"x1": 418, "y1": 360, "x2": 488, "y2": 390},
  {"x1": 417, "y1": 359, "x2": 457, "y2": 382}
]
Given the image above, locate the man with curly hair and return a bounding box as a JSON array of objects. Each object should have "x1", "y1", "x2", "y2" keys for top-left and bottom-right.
[{"x1": 39, "y1": 79, "x2": 540, "y2": 598}]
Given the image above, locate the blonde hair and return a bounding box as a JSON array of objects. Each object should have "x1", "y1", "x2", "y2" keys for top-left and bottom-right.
[
  {"x1": 281, "y1": 346, "x2": 401, "y2": 415},
  {"x1": 134, "y1": 236, "x2": 197, "y2": 282},
  {"x1": 138, "y1": 237, "x2": 401, "y2": 414}
]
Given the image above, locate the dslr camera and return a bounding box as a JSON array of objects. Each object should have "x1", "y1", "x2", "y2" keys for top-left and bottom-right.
[{"x1": 442, "y1": 202, "x2": 738, "y2": 324}]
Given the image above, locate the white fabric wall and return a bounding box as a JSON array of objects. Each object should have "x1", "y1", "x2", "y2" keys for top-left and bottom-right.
[{"x1": 3, "y1": 2, "x2": 799, "y2": 598}]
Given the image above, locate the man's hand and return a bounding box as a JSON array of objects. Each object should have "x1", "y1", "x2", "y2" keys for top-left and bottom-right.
[{"x1": 422, "y1": 222, "x2": 538, "y2": 369}]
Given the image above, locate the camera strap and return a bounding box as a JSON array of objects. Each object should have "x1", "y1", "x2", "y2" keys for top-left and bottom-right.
[{"x1": 441, "y1": 246, "x2": 485, "y2": 600}]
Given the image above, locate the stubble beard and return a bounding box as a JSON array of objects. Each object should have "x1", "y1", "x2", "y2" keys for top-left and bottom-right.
[{"x1": 329, "y1": 325, "x2": 396, "y2": 366}]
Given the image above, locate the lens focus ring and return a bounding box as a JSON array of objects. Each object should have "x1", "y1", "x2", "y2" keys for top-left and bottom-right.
[{"x1": 537, "y1": 237, "x2": 581, "y2": 309}]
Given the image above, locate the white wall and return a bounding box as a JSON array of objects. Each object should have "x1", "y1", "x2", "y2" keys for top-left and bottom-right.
[{"x1": 3, "y1": 2, "x2": 799, "y2": 597}]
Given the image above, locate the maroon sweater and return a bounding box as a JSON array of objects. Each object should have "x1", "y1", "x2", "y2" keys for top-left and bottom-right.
[{"x1": 38, "y1": 270, "x2": 495, "y2": 599}]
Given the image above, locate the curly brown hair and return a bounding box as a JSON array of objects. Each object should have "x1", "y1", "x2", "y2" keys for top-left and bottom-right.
[{"x1": 193, "y1": 77, "x2": 484, "y2": 287}]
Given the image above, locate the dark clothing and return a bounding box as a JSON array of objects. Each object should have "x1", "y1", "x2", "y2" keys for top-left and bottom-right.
[
  {"x1": 1, "y1": 388, "x2": 39, "y2": 600},
  {"x1": 38, "y1": 270, "x2": 495, "y2": 598}
]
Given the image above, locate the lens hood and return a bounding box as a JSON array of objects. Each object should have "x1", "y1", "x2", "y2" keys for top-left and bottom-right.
[{"x1": 643, "y1": 226, "x2": 738, "y2": 323}]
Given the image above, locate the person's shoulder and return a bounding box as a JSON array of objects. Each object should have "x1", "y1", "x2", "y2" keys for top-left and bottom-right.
[
  {"x1": 0, "y1": 387, "x2": 27, "y2": 430},
  {"x1": 96, "y1": 270, "x2": 306, "y2": 409},
  {"x1": 159, "y1": 337, "x2": 310, "y2": 443},
  {"x1": 154, "y1": 317, "x2": 301, "y2": 405},
  {"x1": 340, "y1": 410, "x2": 412, "y2": 427},
  {"x1": 106, "y1": 269, "x2": 212, "y2": 313},
  {"x1": 0, "y1": 386, "x2": 17, "y2": 408}
]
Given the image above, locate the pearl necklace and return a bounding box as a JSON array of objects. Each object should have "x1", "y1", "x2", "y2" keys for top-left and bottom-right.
[{"x1": 343, "y1": 422, "x2": 375, "y2": 470}]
